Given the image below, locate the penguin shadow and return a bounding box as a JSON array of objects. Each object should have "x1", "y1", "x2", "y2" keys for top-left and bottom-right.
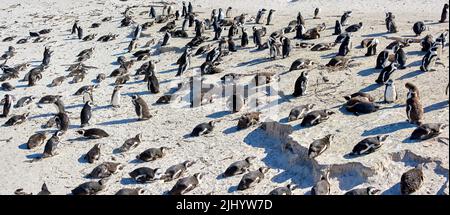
[
  {"x1": 397, "y1": 70, "x2": 423, "y2": 80},
  {"x1": 159, "y1": 68, "x2": 179, "y2": 74},
  {"x1": 112, "y1": 51, "x2": 128, "y2": 56},
  {"x1": 124, "y1": 79, "x2": 144, "y2": 85},
  {"x1": 291, "y1": 122, "x2": 307, "y2": 131},
  {"x1": 271, "y1": 170, "x2": 314, "y2": 189},
  {"x1": 18, "y1": 143, "x2": 29, "y2": 150},
  {"x1": 122, "y1": 91, "x2": 150, "y2": 97},
  {"x1": 92, "y1": 105, "x2": 111, "y2": 111},
  {"x1": 343, "y1": 153, "x2": 361, "y2": 159},
  {"x1": 15, "y1": 84, "x2": 28, "y2": 89},
  {"x1": 401, "y1": 137, "x2": 420, "y2": 144},
  {"x1": 120, "y1": 178, "x2": 140, "y2": 186},
  {"x1": 357, "y1": 68, "x2": 378, "y2": 76},
  {"x1": 338, "y1": 105, "x2": 357, "y2": 116},
  {"x1": 97, "y1": 118, "x2": 138, "y2": 126},
  {"x1": 25, "y1": 153, "x2": 43, "y2": 160},
  {"x1": 380, "y1": 103, "x2": 405, "y2": 110},
  {"x1": 407, "y1": 60, "x2": 422, "y2": 67},
  {"x1": 237, "y1": 58, "x2": 271, "y2": 67},
  {"x1": 128, "y1": 158, "x2": 143, "y2": 164},
  {"x1": 227, "y1": 185, "x2": 239, "y2": 193},
  {"x1": 362, "y1": 32, "x2": 390, "y2": 38},
  {"x1": 361, "y1": 121, "x2": 416, "y2": 136},
  {"x1": 223, "y1": 126, "x2": 240, "y2": 135},
  {"x1": 66, "y1": 103, "x2": 84, "y2": 110},
  {"x1": 206, "y1": 111, "x2": 231, "y2": 119},
  {"x1": 381, "y1": 182, "x2": 400, "y2": 195},
  {"x1": 320, "y1": 52, "x2": 336, "y2": 59},
  {"x1": 424, "y1": 101, "x2": 448, "y2": 113},
  {"x1": 77, "y1": 154, "x2": 89, "y2": 164},
  {"x1": 279, "y1": 117, "x2": 290, "y2": 124},
  {"x1": 29, "y1": 113, "x2": 54, "y2": 120},
  {"x1": 67, "y1": 137, "x2": 91, "y2": 142},
  {"x1": 359, "y1": 83, "x2": 381, "y2": 93}
]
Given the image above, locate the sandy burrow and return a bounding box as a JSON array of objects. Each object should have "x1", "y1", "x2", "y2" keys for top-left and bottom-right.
[{"x1": 0, "y1": 0, "x2": 448, "y2": 195}]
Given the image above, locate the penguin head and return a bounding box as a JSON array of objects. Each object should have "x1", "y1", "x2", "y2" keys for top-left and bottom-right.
[
  {"x1": 378, "y1": 135, "x2": 390, "y2": 143},
  {"x1": 367, "y1": 187, "x2": 381, "y2": 195},
  {"x1": 326, "y1": 134, "x2": 335, "y2": 142},
  {"x1": 184, "y1": 160, "x2": 196, "y2": 168},
  {"x1": 245, "y1": 156, "x2": 257, "y2": 164},
  {"x1": 135, "y1": 133, "x2": 142, "y2": 141},
  {"x1": 55, "y1": 130, "x2": 65, "y2": 138},
  {"x1": 130, "y1": 95, "x2": 139, "y2": 101},
  {"x1": 306, "y1": 104, "x2": 316, "y2": 110},
  {"x1": 287, "y1": 184, "x2": 296, "y2": 191},
  {"x1": 154, "y1": 168, "x2": 164, "y2": 179},
  {"x1": 160, "y1": 147, "x2": 170, "y2": 154},
  {"x1": 194, "y1": 173, "x2": 206, "y2": 182},
  {"x1": 386, "y1": 79, "x2": 394, "y2": 86},
  {"x1": 22, "y1": 112, "x2": 30, "y2": 119},
  {"x1": 259, "y1": 167, "x2": 270, "y2": 174},
  {"x1": 326, "y1": 110, "x2": 336, "y2": 116},
  {"x1": 76, "y1": 129, "x2": 85, "y2": 135}
]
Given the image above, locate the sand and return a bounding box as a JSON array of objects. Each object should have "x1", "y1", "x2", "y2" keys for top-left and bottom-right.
[{"x1": 0, "y1": 0, "x2": 448, "y2": 195}]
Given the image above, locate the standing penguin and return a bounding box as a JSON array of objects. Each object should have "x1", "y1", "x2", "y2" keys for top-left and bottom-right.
[
  {"x1": 385, "y1": 12, "x2": 398, "y2": 33},
  {"x1": 376, "y1": 50, "x2": 390, "y2": 69},
  {"x1": 53, "y1": 98, "x2": 65, "y2": 114},
  {"x1": 55, "y1": 112, "x2": 70, "y2": 133},
  {"x1": 133, "y1": 24, "x2": 142, "y2": 40},
  {"x1": 440, "y1": 4, "x2": 449, "y2": 23},
  {"x1": 241, "y1": 28, "x2": 249, "y2": 47},
  {"x1": 308, "y1": 134, "x2": 334, "y2": 159},
  {"x1": 147, "y1": 71, "x2": 160, "y2": 94},
  {"x1": 131, "y1": 95, "x2": 151, "y2": 121},
  {"x1": 406, "y1": 92, "x2": 424, "y2": 125},
  {"x1": 266, "y1": 9, "x2": 275, "y2": 25},
  {"x1": 80, "y1": 101, "x2": 92, "y2": 128},
  {"x1": 149, "y1": 6, "x2": 156, "y2": 18},
  {"x1": 314, "y1": 8, "x2": 321, "y2": 19},
  {"x1": 253, "y1": 27, "x2": 262, "y2": 48},
  {"x1": 413, "y1": 21, "x2": 426, "y2": 36},
  {"x1": 297, "y1": 12, "x2": 305, "y2": 25},
  {"x1": 340, "y1": 11, "x2": 352, "y2": 26},
  {"x1": 161, "y1": 31, "x2": 171, "y2": 46},
  {"x1": 77, "y1": 26, "x2": 83, "y2": 40},
  {"x1": 333, "y1": 20, "x2": 342, "y2": 35},
  {"x1": 176, "y1": 48, "x2": 191, "y2": 76},
  {"x1": 401, "y1": 165, "x2": 424, "y2": 195},
  {"x1": 420, "y1": 46, "x2": 438, "y2": 72},
  {"x1": 376, "y1": 62, "x2": 397, "y2": 84},
  {"x1": 384, "y1": 79, "x2": 398, "y2": 103},
  {"x1": 295, "y1": 24, "x2": 305, "y2": 39},
  {"x1": 0, "y1": 94, "x2": 13, "y2": 118},
  {"x1": 311, "y1": 172, "x2": 331, "y2": 195},
  {"x1": 42, "y1": 131, "x2": 64, "y2": 158},
  {"x1": 188, "y1": 2, "x2": 193, "y2": 14},
  {"x1": 337, "y1": 34, "x2": 351, "y2": 56},
  {"x1": 293, "y1": 72, "x2": 308, "y2": 97},
  {"x1": 128, "y1": 39, "x2": 137, "y2": 53},
  {"x1": 365, "y1": 38, "x2": 379, "y2": 56},
  {"x1": 42, "y1": 47, "x2": 53, "y2": 66},
  {"x1": 71, "y1": 20, "x2": 79, "y2": 35},
  {"x1": 111, "y1": 85, "x2": 122, "y2": 108},
  {"x1": 395, "y1": 45, "x2": 407, "y2": 69},
  {"x1": 228, "y1": 38, "x2": 237, "y2": 52},
  {"x1": 282, "y1": 37, "x2": 291, "y2": 58}
]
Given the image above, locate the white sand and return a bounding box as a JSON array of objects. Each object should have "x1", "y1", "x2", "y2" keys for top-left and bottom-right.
[{"x1": 0, "y1": 0, "x2": 448, "y2": 195}]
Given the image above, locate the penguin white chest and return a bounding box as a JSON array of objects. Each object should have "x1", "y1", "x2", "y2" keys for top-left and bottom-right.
[{"x1": 385, "y1": 85, "x2": 396, "y2": 102}]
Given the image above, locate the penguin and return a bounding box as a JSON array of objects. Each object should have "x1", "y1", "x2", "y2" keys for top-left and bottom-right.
[
  {"x1": 37, "y1": 183, "x2": 51, "y2": 195},
  {"x1": 394, "y1": 45, "x2": 407, "y2": 69},
  {"x1": 301, "y1": 110, "x2": 335, "y2": 127},
  {"x1": 76, "y1": 128, "x2": 110, "y2": 139},
  {"x1": 282, "y1": 37, "x2": 291, "y2": 58},
  {"x1": 253, "y1": 27, "x2": 262, "y2": 48},
  {"x1": 0, "y1": 94, "x2": 13, "y2": 118},
  {"x1": 87, "y1": 162, "x2": 123, "y2": 179},
  {"x1": 410, "y1": 123, "x2": 448, "y2": 141},
  {"x1": 297, "y1": 12, "x2": 305, "y2": 25},
  {"x1": 421, "y1": 35, "x2": 434, "y2": 52},
  {"x1": 133, "y1": 24, "x2": 142, "y2": 40},
  {"x1": 111, "y1": 85, "x2": 122, "y2": 108},
  {"x1": 440, "y1": 3, "x2": 449, "y2": 23},
  {"x1": 115, "y1": 188, "x2": 145, "y2": 195},
  {"x1": 53, "y1": 99, "x2": 65, "y2": 114},
  {"x1": 337, "y1": 34, "x2": 351, "y2": 56},
  {"x1": 376, "y1": 62, "x2": 397, "y2": 84},
  {"x1": 266, "y1": 9, "x2": 275, "y2": 25},
  {"x1": 161, "y1": 31, "x2": 171, "y2": 46},
  {"x1": 162, "y1": 160, "x2": 196, "y2": 182},
  {"x1": 77, "y1": 26, "x2": 83, "y2": 40},
  {"x1": 136, "y1": 147, "x2": 169, "y2": 162},
  {"x1": 128, "y1": 39, "x2": 137, "y2": 53},
  {"x1": 289, "y1": 58, "x2": 314, "y2": 71},
  {"x1": 420, "y1": 46, "x2": 438, "y2": 72},
  {"x1": 3, "y1": 113, "x2": 29, "y2": 127},
  {"x1": 345, "y1": 187, "x2": 381, "y2": 195},
  {"x1": 83, "y1": 90, "x2": 94, "y2": 105},
  {"x1": 333, "y1": 20, "x2": 342, "y2": 35},
  {"x1": 42, "y1": 131, "x2": 64, "y2": 158},
  {"x1": 340, "y1": 11, "x2": 352, "y2": 26},
  {"x1": 129, "y1": 167, "x2": 163, "y2": 183},
  {"x1": 71, "y1": 178, "x2": 108, "y2": 195},
  {"x1": 405, "y1": 82, "x2": 420, "y2": 99},
  {"x1": 308, "y1": 134, "x2": 334, "y2": 159},
  {"x1": 71, "y1": 20, "x2": 79, "y2": 35},
  {"x1": 226, "y1": 7, "x2": 233, "y2": 18},
  {"x1": 237, "y1": 167, "x2": 269, "y2": 191},
  {"x1": 350, "y1": 135, "x2": 389, "y2": 156},
  {"x1": 28, "y1": 70, "x2": 42, "y2": 87},
  {"x1": 255, "y1": 9, "x2": 266, "y2": 24},
  {"x1": 176, "y1": 48, "x2": 191, "y2": 76},
  {"x1": 80, "y1": 101, "x2": 92, "y2": 128},
  {"x1": 375, "y1": 50, "x2": 390, "y2": 69},
  {"x1": 147, "y1": 71, "x2": 160, "y2": 94},
  {"x1": 311, "y1": 172, "x2": 330, "y2": 195},
  {"x1": 27, "y1": 132, "x2": 46, "y2": 149},
  {"x1": 295, "y1": 24, "x2": 305, "y2": 40},
  {"x1": 311, "y1": 43, "x2": 335, "y2": 51},
  {"x1": 385, "y1": 12, "x2": 398, "y2": 33},
  {"x1": 149, "y1": 6, "x2": 156, "y2": 18},
  {"x1": 237, "y1": 112, "x2": 261, "y2": 130},
  {"x1": 406, "y1": 92, "x2": 424, "y2": 125},
  {"x1": 240, "y1": 28, "x2": 249, "y2": 48},
  {"x1": 292, "y1": 71, "x2": 309, "y2": 97},
  {"x1": 345, "y1": 22, "x2": 363, "y2": 33},
  {"x1": 188, "y1": 2, "x2": 193, "y2": 14},
  {"x1": 42, "y1": 47, "x2": 53, "y2": 66},
  {"x1": 117, "y1": 133, "x2": 142, "y2": 153},
  {"x1": 288, "y1": 104, "x2": 315, "y2": 122},
  {"x1": 314, "y1": 8, "x2": 321, "y2": 19},
  {"x1": 182, "y1": 2, "x2": 187, "y2": 17},
  {"x1": 191, "y1": 121, "x2": 215, "y2": 137},
  {"x1": 175, "y1": 10, "x2": 180, "y2": 20},
  {"x1": 85, "y1": 143, "x2": 101, "y2": 164},
  {"x1": 168, "y1": 173, "x2": 204, "y2": 195},
  {"x1": 131, "y1": 95, "x2": 152, "y2": 121},
  {"x1": 346, "y1": 101, "x2": 380, "y2": 116},
  {"x1": 413, "y1": 21, "x2": 426, "y2": 36},
  {"x1": 269, "y1": 184, "x2": 295, "y2": 195},
  {"x1": 384, "y1": 79, "x2": 398, "y2": 103},
  {"x1": 223, "y1": 156, "x2": 257, "y2": 177},
  {"x1": 401, "y1": 165, "x2": 424, "y2": 195},
  {"x1": 228, "y1": 38, "x2": 237, "y2": 52},
  {"x1": 365, "y1": 38, "x2": 379, "y2": 56},
  {"x1": 54, "y1": 112, "x2": 70, "y2": 133},
  {"x1": 50, "y1": 76, "x2": 66, "y2": 87}
]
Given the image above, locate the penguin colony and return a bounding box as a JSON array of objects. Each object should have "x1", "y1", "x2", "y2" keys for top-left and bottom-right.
[{"x1": 0, "y1": 0, "x2": 449, "y2": 195}]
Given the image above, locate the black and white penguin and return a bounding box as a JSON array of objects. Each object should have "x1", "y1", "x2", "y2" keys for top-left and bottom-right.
[
  {"x1": 413, "y1": 21, "x2": 426, "y2": 36},
  {"x1": 375, "y1": 50, "x2": 390, "y2": 69},
  {"x1": 293, "y1": 71, "x2": 309, "y2": 97},
  {"x1": 311, "y1": 172, "x2": 331, "y2": 195},
  {"x1": 282, "y1": 37, "x2": 291, "y2": 58},
  {"x1": 149, "y1": 6, "x2": 156, "y2": 18},
  {"x1": 111, "y1": 85, "x2": 122, "y2": 108},
  {"x1": 42, "y1": 47, "x2": 53, "y2": 66},
  {"x1": 350, "y1": 135, "x2": 389, "y2": 156},
  {"x1": 345, "y1": 187, "x2": 381, "y2": 195},
  {"x1": 401, "y1": 165, "x2": 424, "y2": 195},
  {"x1": 253, "y1": 27, "x2": 262, "y2": 48},
  {"x1": 308, "y1": 134, "x2": 334, "y2": 159},
  {"x1": 297, "y1": 12, "x2": 305, "y2": 25},
  {"x1": 161, "y1": 31, "x2": 171, "y2": 46},
  {"x1": 128, "y1": 39, "x2": 137, "y2": 53},
  {"x1": 76, "y1": 128, "x2": 109, "y2": 139},
  {"x1": 42, "y1": 131, "x2": 64, "y2": 158},
  {"x1": 365, "y1": 38, "x2": 379, "y2": 56},
  {"x1": 3, "y1": 113, "x2": 29, "y2": 127},
  {"x1": 384, "y1": 79, "x2": 398, "y2": 103},
  {"x1": 340, "y1": 11, "x2": 352, "y2": 26},
  {"x1": 223, "y1": 156, "x2": 257, "y2": 177},
  {"x1": 228, "y1": 38, "x2": 237, "y2": 52},
  {"x1": 147, "y1": 71, "x2": 160, "y2": 94},
  {"x1": 266, "y1": 9, "x2": 275, "y2": 25},
  {"x1": 301, "y1": 110, "x2": 335, "y2": 127},
  {"x1": 71, "y1": 20, "x2": 79, "y2": 35},
  {"x1": 117, "y1": 133, "x2": 142, "y2": 153},
  {"x1": 53, "y1": 98, "x2": 65, "y2": 114},
  {"x1": 337, "y1": 34, "x2": 351, "y2": 56},
  {"x1": 168, "y1": 173, "x2": 205, "y2": 195},
  {"x1": 71, "y1": 178, "x2": 108, "y2": 195},
  {"x1": 289, "y1": 58, "x2": 314, "y2": 71},
  {"x1": 237, "y1": 167, "x2": 269, "y2": 191},
  {"x1": 133, "y1": 24, "x2": 142, "y2": 40},
  {"x1": 77, "y1": 26, "x2": 83, "y2": 40},
  {"x1": 80, "y1": 101, "x2": 92, "y2": 128},
  {"x1": 115, "y1": 188, "x2": 145, "y2": 195},
  {"x1": 129, "y1": 167, "x2": 163, "y2": 183},
  {"x1": 191, "y1": 121, "x2": 215, "y2": 137},
  {"x1": 27, "y1": 132, "x2": 46, "y2": 149},
  {"x1": 314, "y1": 8, "x2": 321, "y2": 19},
  {"x1": 131, "y1": 95, "x2": 152, "y2": 120},
  {"x1": 37, "y1": 183, "x2": 51, "y2": 195},
  {"x1": 345, "y1": 22, "x2": 363, "y2": 33},
  {"x1": 176, "y1": 48, "x2": 192, "y2": 76},
  {"x1": 269, "y1": 184, "x2": 295, "y2": 195},
  {"x1": 410, "y1": 123, "x2": 448, "y2": 141},
  {"x1": 420, "y1": 45, "x2": 438, "y2": 72},
  {"x1": 162, "y1": 160, "x2": 196, "y2": 182},
  {"x1": 376, "y1": 62, "x2": 398, "y2": 84},
  {"x1": 385, "y1": 12, "x2": 398, "y2": 33},
  {"x1": 288, "y1": 104, "x2": 315, "y2": 122},
  {"x1": 295, "y1": 24, "x2": 305, "y2": 40},
  {"x1": 136, "y1": 147, "x2": 169, "y2": 162},
  {"x1": 241, "y1": 28, "x2": 249, "y2": 47},
  {"x1": 87, "y1": 162, "x2": 123, "y2": 179},
  {"x1": 346, "y1": 101, "x2": 381, "y2": 116},
  {"x1": 54, "y1": 112, "x2": 70, "y2": 133},
  {"x1": 421, "y1": 35, "x2": 434, "y2": 52},
  {"x1": 0, "y1": 94, "x2": 13, "y2": 118},
  {"x1": 85, "y1": 143, "x2": 101, "y2": 163},
  {"x1": 394, "y1": 45, "x2": 407, "y2": 69},
  {"x1": 333, "y1": 20, "x2": 342, "y2": 35},
  {"x1": 440, "y1": 3, "x2": 449, "y2": 23}
]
